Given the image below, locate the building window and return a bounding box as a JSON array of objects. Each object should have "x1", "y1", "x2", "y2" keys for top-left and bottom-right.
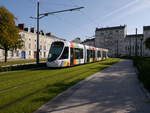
[
  {"x1": 109, "y1": 31, "x2": 112, "y2": 35},
  {"x1": 22, "y1": 34, "x2": 25, "y2": 38},
  {"x1": 34, "y1": 44, "x2": 36, "y2": 49},
  {"x1": 29, "y1": 51, "x2": 31, "y2": 56},
  {"x1": 2, "y1": 51, "x2": 5, "y2": 56},
  {"x1": 133, "y1": 46, "x2": 134, "y2": 51},
  {"x1": 44, "y1": 45, "x2": 46, "y2": 50},
  {"x1": 40, "y1": 45, "x2": 42, "y2": 50},
  {"x1": 11, "y1": 51, "x2": 14, "y2": 57},
  {"x1": 16, "y1": 51, "x2": 19, "y2": 57},
  {"x1": 40, "y1": 52, "x2": 42, "y2": 55},
  {"x1": 29, "y1": 43, "x2": 31, "y2": 49},
  {"x1": 44, "y1": 52, "x2": 46, "y2": 57}
]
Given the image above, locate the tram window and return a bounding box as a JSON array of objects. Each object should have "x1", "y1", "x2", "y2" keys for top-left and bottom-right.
[
  {"x1": 48, "y1": 41, "x2": 64, "y2": 62},
  {"x1": 87, "y1": 50, "x2": 92, "y2": 58},
  {"x1": 102, "y1": 51, "x2": 106, "y2": 57},
  {"x1": 74, "y1": 48, "x2": 83, "y2": 59},
  {"x1": 87, "y1": 50, "x2": 90, "y2": 58},
  {"x1": 93, "y1": 50, "x2": 95, "y2": 58},
  {"x1": 74, "y1": 48, "x2": 79, "y2": 59},
  {"x1": 98, "y1": 51, "x2": 101, "y2": 57},
  {"x1": 70, "y1": 48, "x2": 73, "y2": 58},
  {"x1": 60, "y1": 47, "x2": 69, "y2": 59},
  {"x1": 90, "y1": 50, "x2": 93, "y2": 57},
  {"x1": 80, "y1": 49, "x2": 83, "y2": 58}
]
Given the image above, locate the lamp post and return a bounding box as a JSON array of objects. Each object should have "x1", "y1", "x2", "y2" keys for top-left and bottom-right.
[
  {"x1": 135, "y1": 28, "x2": 138, "y2": 56},
  {"x1": 30, "y1": 1, "x2": 84, "y2": 64},
  {"x1": 116, "y1": 40, "x2": 119, "y2": 57},
  {"x1": 140, "y1": 38, "x2": 143, "y2": 56},
  {"x1": 129, "y1": 36, "x2": 131, "y2": 56},
  {"x1": 37, "y1": 1, "x2": 40, "y2": 64}
]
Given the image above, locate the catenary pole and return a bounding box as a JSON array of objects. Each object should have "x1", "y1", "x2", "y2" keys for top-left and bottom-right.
[
  {"x1": 135, "y1": 28, "x2": 138, "y2": 56},
  {"x1": 30, "y1": 1, "x2": 84, "y2": 65},
  {"x1": 36, "y1": 0, "x2": 40, "y2": 64}
]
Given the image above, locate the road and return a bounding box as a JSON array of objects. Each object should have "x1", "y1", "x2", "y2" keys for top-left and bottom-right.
[{"x1": 34, "y1": 59, "x2": 150, "y2": 113}]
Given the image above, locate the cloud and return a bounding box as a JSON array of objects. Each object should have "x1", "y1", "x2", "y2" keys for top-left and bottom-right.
[
  {"x1": 112, "y1": 0, "x2": 150, "y2": 21},
  {"x1": 100, "y1": 0, "x2": 139, "y2": 21}
]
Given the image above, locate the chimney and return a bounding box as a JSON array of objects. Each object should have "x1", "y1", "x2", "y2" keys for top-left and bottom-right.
[
  {"x1": 46, "y1": 32, "x2": 51, "y2": 36},
  {"x1": 40, "y1": 30, "x2": 44, "y2": 35},
  {"x1": 18, "y1": 24, "x2": 24, "y2": 30},
  {"x1": 30, "y1": 27, "x2": 35, "y2": 33},
  {"x1": 24, "y1": 28, "x2": 28, "y2": 32}
]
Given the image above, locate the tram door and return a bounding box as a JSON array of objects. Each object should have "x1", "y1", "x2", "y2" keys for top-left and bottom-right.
[
  {"x1": 70, "y1": 48, "x2": 74, "y2": 65},
  {"x1": 87, "y1": 50, "x2": 90, "y2": 63}
]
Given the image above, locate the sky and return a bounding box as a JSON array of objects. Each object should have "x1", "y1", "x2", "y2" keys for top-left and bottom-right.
[{"x1": 0, "y1": 0, "x2": 150, "y2": 41}]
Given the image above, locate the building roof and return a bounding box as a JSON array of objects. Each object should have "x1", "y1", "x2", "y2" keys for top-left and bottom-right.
[
  {"x1": 50, "y1": 34, "x2": 65, "y2": 41},
  {"x1": 82, "y1": 38, "x2": 95, "y2": 43},
  {"x1": 143, "y1": 26, "x2": 150, "y2": 31},
  {"x1": 96, "y1": 25, "x2": 126, "y2": 31},
  {"x1": 126, "y1": 34, "x2": 143, "y2": 38}
]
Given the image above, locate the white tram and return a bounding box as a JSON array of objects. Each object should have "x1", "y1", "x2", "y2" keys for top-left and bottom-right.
[{"x1": 47, "y1": 40, "x2": 108, "y2": 67}]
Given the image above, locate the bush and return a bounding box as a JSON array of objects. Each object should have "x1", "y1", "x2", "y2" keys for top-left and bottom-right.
[{"x1": 133, "y1": 57, "x2": 150, "y2": 91}]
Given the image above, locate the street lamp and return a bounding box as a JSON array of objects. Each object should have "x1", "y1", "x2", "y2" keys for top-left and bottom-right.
[
  {"x1": 30, "y1": 1, "x2": 84, "y2": 64},
  {"x1": 129, "y1": 36, "x2": 131, "y2": 56},
  {"x1": 140, "y1": 38, "x2": 143, "y2": 56},
  {"x1": 135, "y1": 28, "x2": 138, "y2": 56}
]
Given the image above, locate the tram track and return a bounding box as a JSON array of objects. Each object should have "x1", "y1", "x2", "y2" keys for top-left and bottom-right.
[
  {"x1": 0, "y1": 63, "x2": 96, "y2": 94},
  {"x1": 0, "y1": 69, "x2": 91, "y2": 110}
]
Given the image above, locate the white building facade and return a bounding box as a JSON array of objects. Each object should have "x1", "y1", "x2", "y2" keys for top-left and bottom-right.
[{"x1": 0, "y1": 24, "x2": 63, "y2": 61}]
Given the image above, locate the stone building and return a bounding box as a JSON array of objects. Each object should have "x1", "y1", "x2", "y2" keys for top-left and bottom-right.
[
  {"x1": 0, "y1": 24, "x2": 63, "y2": 61},
  {"x1": 95, "y1": 25, "x2": 127, "y2": 57},
  {"x1": 82, "y1": 25, "x2": 150, "y2": 57},
  {"x1": 72, "y1": 37, "x2": 81, "y2": 43},
  {"x1": 143, "y1": 26, "x2": 150, "y2": 56},
  {"x1": 124, "y1": 34, "x2": 143, "y2": 56},
  {"x1": 81, "y1": 38, "x2": 95, "y2": 46}
]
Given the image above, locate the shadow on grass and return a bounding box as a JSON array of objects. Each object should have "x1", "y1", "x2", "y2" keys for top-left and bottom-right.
[{"x1": 32, "y1": 79, "x2": 83, "y2": 103}]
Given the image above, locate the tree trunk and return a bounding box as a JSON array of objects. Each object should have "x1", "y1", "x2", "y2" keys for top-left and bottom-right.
[{"x1": 4, "y1": 49, "x2": 8, "y2": 62}]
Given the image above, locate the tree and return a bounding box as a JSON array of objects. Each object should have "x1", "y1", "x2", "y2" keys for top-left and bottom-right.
[
  {"x1": 0, "y1": 6, "x2": 23, "y2": 62},
  {"x1": 145, "y1": 37, "x2": 150, "y2": 50}
]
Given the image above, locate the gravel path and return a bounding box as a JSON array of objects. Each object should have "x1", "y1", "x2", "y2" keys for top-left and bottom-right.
[{"x1": 34, "y1": 59, "x2": 150, "y2": 113}]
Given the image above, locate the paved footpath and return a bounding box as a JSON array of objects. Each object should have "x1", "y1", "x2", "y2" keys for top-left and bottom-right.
[{"x1": 34, "y1": 59, "x2": 150, "y2": 113}]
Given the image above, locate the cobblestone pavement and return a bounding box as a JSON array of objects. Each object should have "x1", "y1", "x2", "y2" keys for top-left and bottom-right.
[{"x1": 34, "y1": 59, "x2": 150, "y2": 113}]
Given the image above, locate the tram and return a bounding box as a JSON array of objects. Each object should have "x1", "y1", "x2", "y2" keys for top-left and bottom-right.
[{"x1": 47, "y1": 40, "x2": 108, "y2": 67}]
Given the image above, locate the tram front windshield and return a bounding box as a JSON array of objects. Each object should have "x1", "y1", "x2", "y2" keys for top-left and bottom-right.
[{"x1": 48, "y1": 42, "x2": 64, "y2": 62}]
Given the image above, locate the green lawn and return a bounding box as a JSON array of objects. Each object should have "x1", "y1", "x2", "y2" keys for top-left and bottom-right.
[
  {"x1": 133, "y1": 57, "x2": 150, "y2": 91},
  {"x1": 0, "y1": 58, "x2": 119, "y2": 113},
  {"x1": 0, "y1": 59, "x2": 46, "y2": 67}
]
